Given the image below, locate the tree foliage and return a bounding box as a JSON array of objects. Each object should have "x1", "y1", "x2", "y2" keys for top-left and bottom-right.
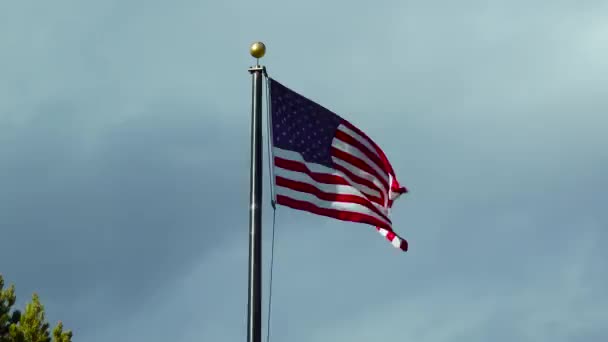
[{"x1": 0, "y1": 275, "x2": 71, "y2": 342}]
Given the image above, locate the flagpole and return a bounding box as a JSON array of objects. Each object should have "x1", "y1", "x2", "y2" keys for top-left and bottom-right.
[{"x1": 247, "y1": 41, "x2": 266, "y2": 342}]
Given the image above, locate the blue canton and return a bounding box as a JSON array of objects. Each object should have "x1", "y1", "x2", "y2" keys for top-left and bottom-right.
[{"x1": 269, "y1": 79, "x2": 343, "y2": 168}]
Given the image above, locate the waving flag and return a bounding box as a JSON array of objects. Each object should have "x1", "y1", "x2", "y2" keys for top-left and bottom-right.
[{"x1": 269, "y1": 78, "x2": 409, "y2": 251}]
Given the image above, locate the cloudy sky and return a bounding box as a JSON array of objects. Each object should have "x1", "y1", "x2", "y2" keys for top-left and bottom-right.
[{"x1": 1, "y1": 0, "x2": 607, "y2": 341}]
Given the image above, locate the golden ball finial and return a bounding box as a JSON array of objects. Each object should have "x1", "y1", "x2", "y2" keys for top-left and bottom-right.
[{"x1": 250, "y1": 42, "x2": 266, "y2": 59}]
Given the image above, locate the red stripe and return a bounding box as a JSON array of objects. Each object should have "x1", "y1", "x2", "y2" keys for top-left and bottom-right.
[
  {"x1": 275, "y1": 176, "x2": 391, "y2": 224},
  {"x1": 330, "y1": 147, "x2": 390, "y2": 192},
  {"x1": 276, "y1": 195, "x2": 392, "y2": 230},
  {"x1": 275, "y1": 156, "x2": 384, "y2": 206}
]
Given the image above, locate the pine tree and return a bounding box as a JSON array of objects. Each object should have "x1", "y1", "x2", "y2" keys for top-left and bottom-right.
[
  {"x1": 0, "y1": 276, "x2": 20, "y2": 342},
  {"x1": 0, "y1": 275, "x2": 72, "y2": 342},
  {"x1": 19, "y1": 294, "x2": 51, "y2": 342},
  {"x1": 51, "y1": 323, "x2": 71, "y2": 342}
]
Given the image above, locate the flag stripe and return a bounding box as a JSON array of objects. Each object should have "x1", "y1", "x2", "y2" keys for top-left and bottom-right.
[
  {"x1": 275, "y1": 186, "x2": 392, "y2": 227},
  {"x1": 342, "y1": 120, "x2": 398, "y2": 177},
  {"x1": 274, "y1": 147, "x2": 383, "y2": 204},
  {"x1": 377, "y1": 227, "x2": 408, "y2": 251},
  {"x1": 335, "y1": 128, "x2": 389, "y2": 181},
  {"x1": 275, "y1": 194, "x2": 392, "y2": 230},
  {"x1": 274, "y1": 166, "x2": 385, "y2": 211},
  {"x1": 331, "y1": 146, "x2": 389, "y2": 192},
  {"x1": 331, "y1": 138, "x2": 390, "y2": 189},
  {"x1": 337, "y1": 124, "x2": 384, "y2": 164},
  {"x1": 331, "y1": 155, "x2": 387, "y2": 201},
  {"x1": 275, "y1": 177, "x2": 391, "y2": 224},
  {"x1": 274, "y1": 157, "x2": 349, "y2": 186}
]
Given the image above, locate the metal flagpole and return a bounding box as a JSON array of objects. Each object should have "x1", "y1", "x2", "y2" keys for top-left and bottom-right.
[{"x1": 247, "y1": 41, "x2": 266, "y2": 342}]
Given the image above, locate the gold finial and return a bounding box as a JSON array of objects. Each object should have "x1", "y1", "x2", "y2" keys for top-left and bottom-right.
[{"x1": 250, "y1": 41, "x2": 266, "y2": 59}]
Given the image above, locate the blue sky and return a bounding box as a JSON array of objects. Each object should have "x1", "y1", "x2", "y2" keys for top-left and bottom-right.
[{"x1": 1, "y1": 0, "x2": 606, "y2": 341}]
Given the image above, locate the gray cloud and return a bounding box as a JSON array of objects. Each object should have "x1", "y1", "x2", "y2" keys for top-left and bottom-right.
[
  {"x1": 0, "y1": 104, "x2": 249, "y2": 331},
  {"x1": 1, "y1": 0, "x2": 606, "y2": 341}
]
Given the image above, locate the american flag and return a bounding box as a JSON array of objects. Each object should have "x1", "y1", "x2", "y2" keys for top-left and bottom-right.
[{"x1": 269, "y1": 78, "x2": 409, "y2": 251}]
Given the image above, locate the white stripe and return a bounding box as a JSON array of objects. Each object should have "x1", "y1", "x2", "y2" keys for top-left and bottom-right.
[
  {"x1": 273, "y1": 147, "x2": 383, "y2": 201},
  {"x1": 275, "y1": 185, "x2": 391, "y2": 227},
  {"x1": 391, "y1": 236, "x2": 402, "y2": 248},
  {"x1": 390, "y1": 192, "x2": 404, "y2": 201},
  {"x1": 331, "y1": 137, "x2": 390, "y2": 187},
  {"x1": 387, "y1": 173, "x2": 392, "y2": 207},
  {"x1": 275, "y1": 167, "x2": 389, "y2": 217}
]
